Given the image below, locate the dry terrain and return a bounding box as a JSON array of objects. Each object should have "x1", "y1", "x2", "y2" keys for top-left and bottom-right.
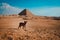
[
  {"x1": 0, "y1": 9, "x2": 60, "y2": 40},
  {"x1": 0, "y1": 15, "x2": 60, "y2": 40}
]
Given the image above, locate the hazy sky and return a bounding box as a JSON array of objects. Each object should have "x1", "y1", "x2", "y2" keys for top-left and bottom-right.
[{"x1": 0, "y1": 0, "x2": 60, "y2": 16}]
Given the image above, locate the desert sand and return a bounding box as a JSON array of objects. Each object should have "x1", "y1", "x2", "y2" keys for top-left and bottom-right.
[{"x1": 0, "y1": 9, "x2": 60, "y2": 40}]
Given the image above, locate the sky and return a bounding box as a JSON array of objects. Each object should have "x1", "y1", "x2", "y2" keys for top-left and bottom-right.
[{"x1": 0, "y1": 0, "x2": 60, "y2": 16}]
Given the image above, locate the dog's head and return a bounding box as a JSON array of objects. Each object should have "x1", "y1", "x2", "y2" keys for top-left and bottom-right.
[{"x1": 24, "y1": 21, "x2": 27, "y2": 23}]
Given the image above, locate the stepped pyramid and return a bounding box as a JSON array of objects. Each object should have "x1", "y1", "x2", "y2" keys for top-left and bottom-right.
[{"x1": 18, "y1": 9, "x2": 34, "y2": 17}]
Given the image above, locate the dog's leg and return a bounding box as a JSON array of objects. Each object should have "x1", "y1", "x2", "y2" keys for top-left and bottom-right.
[
  {"x1": 23, "y1": 25, "x2": 27, "y2": 31},
  {"x1": 18, "y1": 27, "x2": 19, "y2": 29}
]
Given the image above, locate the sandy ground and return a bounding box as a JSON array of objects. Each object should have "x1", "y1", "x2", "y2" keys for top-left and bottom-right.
[{"x1": 0, "y1": 15, "x2": 60, "y2": 40}]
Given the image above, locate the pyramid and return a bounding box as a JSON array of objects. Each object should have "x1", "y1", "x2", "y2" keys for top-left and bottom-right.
[{"x1": 18, "y1": 9, "x2": 34, "y2": 17}]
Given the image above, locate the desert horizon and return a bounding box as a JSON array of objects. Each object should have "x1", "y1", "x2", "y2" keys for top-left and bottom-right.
[
  {"x1": 0, "y1": 9, "x2": 60, "y2": 40},
  {"x1": 0, "y1": 0, "x2": 60, "y2": 40}
]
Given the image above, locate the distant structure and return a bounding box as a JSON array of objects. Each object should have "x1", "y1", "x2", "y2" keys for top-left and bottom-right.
[{"x1": 18, "y1": 9, "x2": 34, "y2": 17}]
